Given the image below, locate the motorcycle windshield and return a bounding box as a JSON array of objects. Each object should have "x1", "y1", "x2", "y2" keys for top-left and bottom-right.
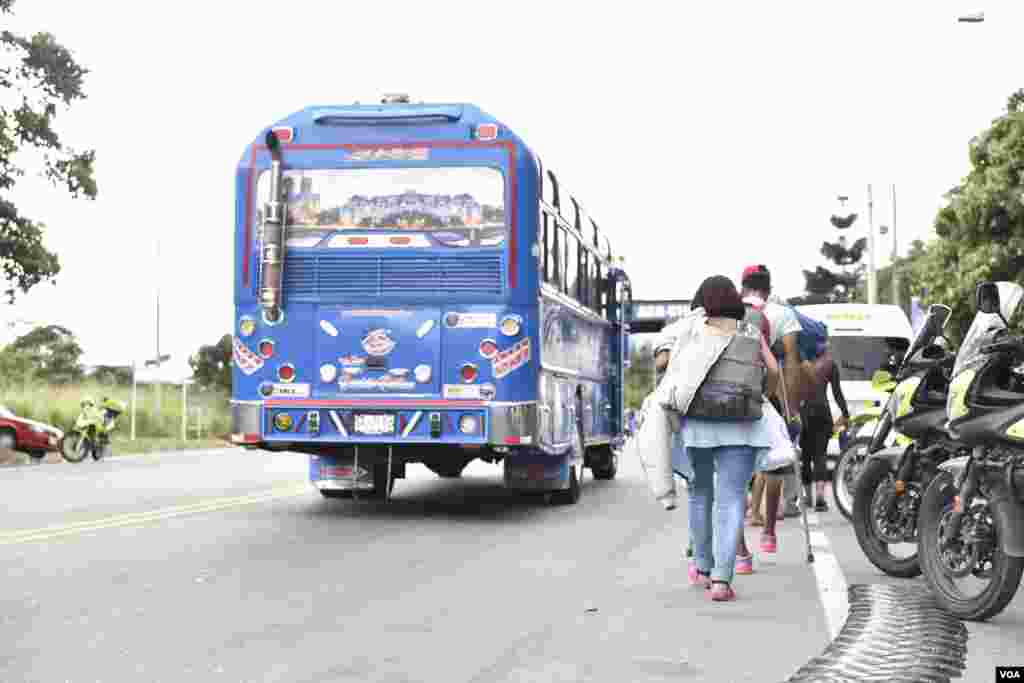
[
  {"x1": 902, "y1": 305, "x2": 952, "y2": 373},
  {"x1": 950, "y1": 281, "x2": 1024, "y2": 380}
]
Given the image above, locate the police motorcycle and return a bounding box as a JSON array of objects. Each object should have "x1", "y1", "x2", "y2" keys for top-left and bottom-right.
[
  {"x1": 832, "y1": 357, "x2": 907, "y2": 521},
  {"x1": 918, "y1": 281, "x2": 1024, "y2": 621},
  {"x1": 60, "y1": 396, "x2": 126, "y2": 463},
  {"x1": 852, "y1": 303, "x2": 965, "y2": 577}
]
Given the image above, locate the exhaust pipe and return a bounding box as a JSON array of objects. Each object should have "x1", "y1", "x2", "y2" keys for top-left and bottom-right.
[{"x1": 259, "y1": 130, "x2": 286, "y2": 322}]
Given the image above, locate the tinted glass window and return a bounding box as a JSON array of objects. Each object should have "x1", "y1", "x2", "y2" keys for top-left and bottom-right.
[{"x1": 831, "y1": 336, "x2": 911, "y2": 381}]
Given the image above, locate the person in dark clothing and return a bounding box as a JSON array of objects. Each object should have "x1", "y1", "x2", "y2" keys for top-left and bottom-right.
[{"x1": 799, "y1": 359, "x2": 849, "y2": 511}]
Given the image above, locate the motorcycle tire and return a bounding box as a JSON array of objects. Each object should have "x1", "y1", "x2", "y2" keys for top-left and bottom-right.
[
  {"x1": 852, "y1": 457, "x2": 922, "y2": 578},
  {"x1": 918, "y1": 471, "x2": 1024, "y2": 621},
  {"x1": 60, "y1": 433, "x2": 92, "y2": 463},
  {"x1": 833, "y1": 437, "x2": 871, "y2": 522}
]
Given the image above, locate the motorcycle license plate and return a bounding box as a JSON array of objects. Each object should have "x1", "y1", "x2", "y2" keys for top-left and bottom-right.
[{"x1": 353, "y1": 413, "x2": 395, "y2": 435}]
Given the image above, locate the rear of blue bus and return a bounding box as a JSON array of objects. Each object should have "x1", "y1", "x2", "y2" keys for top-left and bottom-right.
[{"x1": 230, "y1": 104, "x2": 539, "y2": 496}]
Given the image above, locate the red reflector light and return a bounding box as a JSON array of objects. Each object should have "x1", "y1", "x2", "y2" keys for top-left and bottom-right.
[
  {"x1": 389, "y1": 236, "x2": 411, "y2": 245},
  {"x1": 348, "y1": 237, "x2": 369, "y2": 245},
  {"x1": 476, "y1": 123, "x2": 498, "y2": 141},
  {"x1": 504, "y1": 436, "x2": 521, "y2": 445},
  {"x1": 479, "y1": 340, "x2": 497, "y2": 359},
  {"x1": 258, "y1": 340, "x2": 275, "y2": 358},
  {"x1": 460, "y1": 364, "x2": 478, "y2": 383},
  {"x1": 271, "y1": 127, "x2": 294, "y2": 143},
  {"x1": 278, "y1": 365, "x2": 295, "y2": 382}
]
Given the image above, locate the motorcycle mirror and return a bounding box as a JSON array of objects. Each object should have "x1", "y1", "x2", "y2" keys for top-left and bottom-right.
[{"x1": 976, "y1": 282, "x2": 1001, "y2": 315}]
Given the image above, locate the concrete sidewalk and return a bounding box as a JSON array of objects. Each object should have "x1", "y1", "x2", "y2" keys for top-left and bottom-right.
[{"x1": 556, "y1": 479, "x2": 836, "y2": 682}]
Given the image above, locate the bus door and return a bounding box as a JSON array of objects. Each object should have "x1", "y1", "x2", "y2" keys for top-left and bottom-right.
[{"x1": 606, "y1": 268, "x2": 632, "y2": 438}]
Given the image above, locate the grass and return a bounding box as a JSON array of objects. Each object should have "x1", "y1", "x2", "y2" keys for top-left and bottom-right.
[{"x1": 0, "y1": 380, "x2": 233, "y2": 452}]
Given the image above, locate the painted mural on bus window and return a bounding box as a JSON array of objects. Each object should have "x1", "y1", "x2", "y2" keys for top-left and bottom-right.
[
  {"x1": 540, "y1": 298, "x2": 610, "y2": 380},
  {"x1": 254, "y1": 167, "x2": 506, "y2": 249}
]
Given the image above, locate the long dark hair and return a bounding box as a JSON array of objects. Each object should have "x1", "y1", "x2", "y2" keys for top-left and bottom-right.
[{"x1": 692, "y1": 275, "x2": 746, "y2": 321}]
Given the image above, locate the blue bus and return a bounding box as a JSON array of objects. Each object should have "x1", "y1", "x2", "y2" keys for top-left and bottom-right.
[{"x1": 231, "y1": 96, "x2": 633, "y2": 504}]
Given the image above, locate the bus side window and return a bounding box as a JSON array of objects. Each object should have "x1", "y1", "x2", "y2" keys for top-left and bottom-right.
[
  {"x1": 591, "y1": 257, "x2": 602, "y2": 314},
  {"x1": 550, "y1": 214, "x2": 561, "y2": 288},
  {"x1": 563, "y1": 227, "x2": 578, "y2": 300}
]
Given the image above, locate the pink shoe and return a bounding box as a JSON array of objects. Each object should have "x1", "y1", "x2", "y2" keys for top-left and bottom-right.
[
  {"x1": 735, "y1": 553, "x2": 754, "y2": 575},
  {"x1": 689, "y1": 567, "x2": 711, "y2": 588},
  {"x1": 687, "y1": 559, "x2": 699, "y2": 583},
  {"x1": 759, "y1": 532, "x2": 777, "y2": 554},
  {"x1": 708, "y1": 582, "x2": 736, "y2": 602}
]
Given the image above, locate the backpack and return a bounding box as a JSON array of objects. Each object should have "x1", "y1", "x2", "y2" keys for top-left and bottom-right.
[
  {"x1": 686, "y1": 316, "x2": 765, "y2": 422},
  {"x1": 769, "y1": 306, "x2": 833, "y2": 404}
]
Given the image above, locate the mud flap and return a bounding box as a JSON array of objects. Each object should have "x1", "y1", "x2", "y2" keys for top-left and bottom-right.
[
  {"x1": 867, "y1": 445, "x2": 906, "y2": 470},
  {"x1": 992, "y1": 497, "x2": 1024, "y2": 558}
]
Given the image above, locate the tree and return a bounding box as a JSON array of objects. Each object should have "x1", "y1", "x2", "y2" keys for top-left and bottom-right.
[
  {"x1": 1, "y1": 0, "x2": 97, "y2": 303},
  {"x1": 7, "y1": 324, "x2": 83, "y2": 383},
  {"x1": 905, "y1": 88, "x2": 1024, "y2": 346},
  {"x1": 792, "y1": 199, "x2": 867, "y2": 304},
  {"x1": 0, "y1": 346, "x2": 36, "y2": 388},
  {"x1": 90, "y1": 364, "x2": 132, "y2": 386},
  {"x1": 624, "y1": 339, "x2": 655, "y2": 410},
  {"x1": 189, "y1": 334, "x2": 232, "y2": 393}
]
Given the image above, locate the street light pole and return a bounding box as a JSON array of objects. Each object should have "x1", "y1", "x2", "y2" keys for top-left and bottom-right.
[
  {"x1": 890, "y1": 184, "x2": 899, "y2": 310},
  {"x1": 155, "y1": 238, "x2": 162, "y2": 417},
  {"x1": 867, "y1": 184, "x2": 877, "y2": 304}
]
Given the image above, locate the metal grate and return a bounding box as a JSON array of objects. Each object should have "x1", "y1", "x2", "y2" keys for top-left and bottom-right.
[
  {"x1": 283, "y1": 254, "x2": 503, "y2": 299},
  {"x1": 785, "y1": 584, "x2": 968, "y2": 683}
]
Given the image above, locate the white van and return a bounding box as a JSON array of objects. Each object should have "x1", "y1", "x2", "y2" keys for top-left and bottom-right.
[{"x1": 795, "y1": 303, "x2": 914, "y2": 455}]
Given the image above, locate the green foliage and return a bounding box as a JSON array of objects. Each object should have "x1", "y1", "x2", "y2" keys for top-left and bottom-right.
[
  {"x1": 189, "y1": 334, "x2": 232, "y2": 393},
  {"x1": 0, "y1": 0, "x2": 97, "y2": 302},
  {"x1": 7, "y1": 323, "x2": 83, "y2": 383},
  {"x1": 90, "y1": 364, "x2": 133, "y2": 386},
  {"x1": 624, "y1": 340, "x2": 655, "y2": 410},
  {"x1": 903, "y1": 89, "x2": 1024, "y2": 346},
  {"x1": 0, "y1": 346, "x2": 37, "y2": 388}
]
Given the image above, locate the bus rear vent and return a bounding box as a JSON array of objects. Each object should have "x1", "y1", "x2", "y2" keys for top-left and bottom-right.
[{"x1": 283, "y1": 254, "x2": 503, "y2": 299}]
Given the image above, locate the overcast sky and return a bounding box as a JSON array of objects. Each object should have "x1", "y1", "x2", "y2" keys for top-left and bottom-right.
[{"x1": 1, "y1": 1, "x2": 1020, "y2": 377}]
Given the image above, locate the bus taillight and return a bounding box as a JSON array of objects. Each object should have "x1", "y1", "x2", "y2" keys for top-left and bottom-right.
[
  {"x1": 348, "y1": 237, "x2": 369, "y2": 245},
  {"x1": 278, "y1": 364, "x2": 296, "y2": 382},
  {"x1": 475, "y1": 123, "x2": 498, "y2": 141},
  {"x1": 460, "y1": 363, "x2": 478, "y2": 383},
  {"x1": 479, "y1": 340, "x2": 497, "y2": 359},
  {"x1": 258, "y1": 340, "x2": 275, "y2": 358},
  {"x1": 271, "y1": 127, "x2": 294, "y2": 143},
  {"x1": 389, "y1": 236, "x2": 411, "y2": 245}
]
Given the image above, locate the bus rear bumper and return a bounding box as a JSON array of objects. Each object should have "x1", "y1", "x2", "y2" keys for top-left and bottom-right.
[{"x1": 230, "y1": 400, "x2": 538, "y2": 447}]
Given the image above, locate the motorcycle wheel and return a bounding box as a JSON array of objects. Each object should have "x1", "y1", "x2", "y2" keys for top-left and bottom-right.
[
  {"x1": 918, "y1": 471, "x2": 1024, "y2": 621},
  {"x1": 60, "y1": 433, "x2": 92, "y2": 463},
  {"x1": 93, "y1": 442, "x2": 112, "y2": 461},
  {"x1": 852, "y1": 457, "x2": 922, "y2": 578},
  {"x1": 833, "y1": 437, "x2": 871, "y2": 522}
]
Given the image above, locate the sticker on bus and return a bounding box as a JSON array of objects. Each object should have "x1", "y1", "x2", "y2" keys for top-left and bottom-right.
[
  {"x1": 445, "y1": 312, "x2": 497, "y2": 329},
  {"x1": 492, "y1": 338, "x2": 530, "y2": 378},
  {"x1": 443, "y1": 384, "x2": 483, "y2": 400},
  {"x1": 268, "y1": 383, "x2": 310, "y2": 398},
  {"x1": 339, "y1": 377, "x2": 416, "y2": 392},
  {"x1": 233, "y1": 337, "x2": 265, "y2": 376}
]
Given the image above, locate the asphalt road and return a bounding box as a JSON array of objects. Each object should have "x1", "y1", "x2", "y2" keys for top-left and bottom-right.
[{"x1": 1, "y1": 449, "x2": 1020, "y2": 682}]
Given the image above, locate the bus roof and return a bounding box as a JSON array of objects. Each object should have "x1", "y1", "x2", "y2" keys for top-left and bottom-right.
[
  {"x1": 796, "y1": 303, "x2": 913, "y2": 339},
  {"x1": 239, "y1": 101, "x2": 535, "y2": 166}
]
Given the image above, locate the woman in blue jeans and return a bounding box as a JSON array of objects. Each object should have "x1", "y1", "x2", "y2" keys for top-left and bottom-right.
[{"x1": 679, "y1": 276, "x2": 776, "y2": 601}]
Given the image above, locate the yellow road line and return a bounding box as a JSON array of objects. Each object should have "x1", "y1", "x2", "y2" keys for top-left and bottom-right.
[{"x1": 0, "y1": 483, "x2": 310, "y2": 545}]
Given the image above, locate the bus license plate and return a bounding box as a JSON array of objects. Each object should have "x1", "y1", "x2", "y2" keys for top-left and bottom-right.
[{"x1": 354, "y1": 413, "x2": 395, "y2": 435}]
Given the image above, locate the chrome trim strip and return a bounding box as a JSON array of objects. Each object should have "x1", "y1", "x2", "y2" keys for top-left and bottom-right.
[{"x1": 539, "y1": 364, "x2": 605, "y2": 382}]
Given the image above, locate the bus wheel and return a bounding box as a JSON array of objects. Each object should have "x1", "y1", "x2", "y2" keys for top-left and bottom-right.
[
  {"x1": 553, "y1": 464, "x2": 581, "y2": 505},
  {"x1": 590, "y1": 446, "x2": 618, "y2": 480}
]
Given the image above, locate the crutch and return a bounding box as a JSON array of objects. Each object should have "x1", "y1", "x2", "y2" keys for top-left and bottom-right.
[{"x1": 777, "y1": 369, "x2": 814, "y2": 563}]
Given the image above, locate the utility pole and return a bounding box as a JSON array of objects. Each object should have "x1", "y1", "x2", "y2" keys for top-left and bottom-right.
[
  {"x1": 867, "y1": 184, "x2": 878, "y2": 304},
  {"x1": 155, "y1": 238, "x2": 162, "y2": 416},
  {"x1": 890, "y1": 184, "x2": 899, "y2": 310}
]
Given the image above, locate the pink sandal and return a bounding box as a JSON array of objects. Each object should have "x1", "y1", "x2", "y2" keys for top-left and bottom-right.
[
  {"x1": 690, "y1": 567, "x2": 711, "y2": 588},
  {"x1": 708, "y1": 581, "x2": 736, "y2": 602},
  {"x1": 759, "y1": 532, "x2": 777, "y2": 554},
  {"x1": 735, "y1": 553, "x2": 754, "y2": 575}
]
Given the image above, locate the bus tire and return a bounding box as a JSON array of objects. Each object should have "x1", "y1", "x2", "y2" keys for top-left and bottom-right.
[
  {"x1": 590, "y1": 446, "x2": 618, "y2": 480},
  {"x1": 553, "y1": 464, "x2": 581, "y2": 505}
]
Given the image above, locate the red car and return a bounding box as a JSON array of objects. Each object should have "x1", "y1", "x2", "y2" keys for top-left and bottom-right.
[{"x1": 0, "y1": 404, "x2": 64, "y2": 460}]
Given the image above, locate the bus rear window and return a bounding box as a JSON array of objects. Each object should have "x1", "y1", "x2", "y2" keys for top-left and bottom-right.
[
  {"x1": 831, "y1": 336, "x2": 910, "y2": 381},
  {"x1": 255, "y1": 167, "x2": 506, "y2": 248}
]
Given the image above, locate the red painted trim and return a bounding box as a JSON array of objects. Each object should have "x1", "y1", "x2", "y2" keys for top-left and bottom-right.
[
  {"x1": 263, "y1": 399, "x2": 487, "y2": 408},
  {"x1": 241, "y1": 140, "x2": 519, "y2": 293},
  {"x1": 231, "y1": 432, "x2": 261, "y2": 444},
  {"x1": 242, "y1": 145, "x2": 255, "y2": 286}
]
